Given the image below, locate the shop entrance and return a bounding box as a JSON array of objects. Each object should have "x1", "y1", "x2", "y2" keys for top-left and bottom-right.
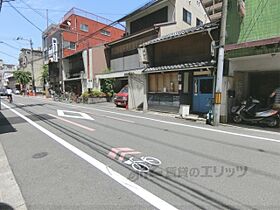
[{"x1": 192, "y1": 77, "x2": 214, "y2": 113}]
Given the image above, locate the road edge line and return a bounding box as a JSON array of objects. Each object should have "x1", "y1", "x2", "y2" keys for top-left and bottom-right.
[{"x1": 1, "y1": 102, "x2": 178, "y2": 210}]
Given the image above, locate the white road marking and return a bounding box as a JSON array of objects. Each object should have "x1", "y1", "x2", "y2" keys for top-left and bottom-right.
[
  {"x1": 58, "y1": 104, "x2": 280, "y2": 144},
  {"x1": 20, "y1": 96, "x2": 280, "y2": 143},
  {"x1": 57, "y1": 110, "x2": 94, "y2": 121},
  {"x1": 49, "y1": 114, "x2": 95, "y2": 132},
  {"x1": 17, "y1": 103, "x2": 25, "y2": 106},
  {"x1": 104, "y1": 115, "x2": 135, "y2": 123},
  {"x1": 2, "y1": 102, "x2": 178, "y2": 210}
]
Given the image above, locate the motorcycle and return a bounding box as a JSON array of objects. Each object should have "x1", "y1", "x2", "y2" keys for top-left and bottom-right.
[{"x1": 231, "y1": 97, "x2": 280, "y2": 128}]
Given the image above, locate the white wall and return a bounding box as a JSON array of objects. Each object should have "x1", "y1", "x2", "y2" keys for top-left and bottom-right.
[
  {"x1": 160, "y1": 0, "x2": 209, "y2": 35},
  {"x1": 128, "y1": 74, "x2": 146, "y2": 110}
]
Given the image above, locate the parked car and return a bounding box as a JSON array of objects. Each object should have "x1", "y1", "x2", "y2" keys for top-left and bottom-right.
[
  {"x1": 0, "y1": 86, "x2": 7, "y2": 96},
  {"x1": 114, "y1": 85, "x2": 128, "y2": 107}
]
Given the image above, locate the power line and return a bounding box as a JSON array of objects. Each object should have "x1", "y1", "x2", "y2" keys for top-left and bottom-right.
[
  {"x1": 0, "y1": 41, "x2": 21, "y2": 50},
  {"x1": 8, "y1": 2, "x2": 43, "y2": 32},
  {"x1": 2, "y1": 5, "x2": 127, "y2": 16},
  {"x1": 1, "y1": 0, "x2": 15, "y2": 12},
  {"x1": 19, "y1": 0, "x2": 56, "y2": 24},
  {"x1": 0, "y1": 50, "x2": 18, "y2": 59}
]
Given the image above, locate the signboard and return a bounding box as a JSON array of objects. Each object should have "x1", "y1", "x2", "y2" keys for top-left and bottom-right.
[
  {"x1": 87, "y1": 79, "x2": 93, "y2": 89},
  {"x1": 138, "y1": 47, "x2": 148, "y2": 64}
]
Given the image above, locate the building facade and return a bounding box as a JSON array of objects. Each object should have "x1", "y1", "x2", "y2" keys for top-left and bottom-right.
[
  {"x1": 42, "y1": 8, "x2": 124, "y2": 94},
  {"x1": 18, "y1": 48, "x2": 44, "y2": 92},
  {"x1": 0, "y1": 59, "x2": 17, "y2": 87},
  {"x1": 99, "y1": 0, "x2": 210, "y2": 110},
  {"x1": 223, "y1": 0, "x2": 280, "y2": 122},
  {"x1": 141, "y1": 22, "x2": 219, "y2": 113}
]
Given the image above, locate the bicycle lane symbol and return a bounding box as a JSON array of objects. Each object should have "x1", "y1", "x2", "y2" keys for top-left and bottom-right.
[{"x1": 108, "y1": 147, "x2": 162, "y2": 173}]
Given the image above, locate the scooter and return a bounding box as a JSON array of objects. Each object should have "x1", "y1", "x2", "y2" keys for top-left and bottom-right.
[{"x1": 231, "y1": 97, "x2": 280, "y2": 127}]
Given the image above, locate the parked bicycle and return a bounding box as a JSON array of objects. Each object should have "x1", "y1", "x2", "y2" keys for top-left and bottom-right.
[{"x1": 124, "y1": 156, "x2": 161, "y2": 173}]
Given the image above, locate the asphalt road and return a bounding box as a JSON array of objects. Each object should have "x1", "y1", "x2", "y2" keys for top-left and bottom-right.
[{"x1": 1, "y1": 95, "x2": 280, "y2": 210}]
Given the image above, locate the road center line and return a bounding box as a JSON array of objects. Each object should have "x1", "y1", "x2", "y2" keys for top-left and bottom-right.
[
  {"x1": 49, "y1": 114, "x2": 95, "y2": 132},
  {"x1": 2, "y1": 102, "x2": 178, "y2": 210},
  {"x1": 103, "y1": 115, "x2": 135, "y2": 123},
  {"x1": 21, "y1": 96, "x2": 280, "y2": 143}
]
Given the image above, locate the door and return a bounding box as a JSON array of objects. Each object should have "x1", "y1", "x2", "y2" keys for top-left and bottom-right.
[{"x1": 193, "y1": 77, "x2": 214, "y2": 113}]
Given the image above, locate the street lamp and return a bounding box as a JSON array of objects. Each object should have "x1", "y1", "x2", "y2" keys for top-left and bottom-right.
[{"x1": 16, "y1": 37, "x2": 36, "y2": 93}]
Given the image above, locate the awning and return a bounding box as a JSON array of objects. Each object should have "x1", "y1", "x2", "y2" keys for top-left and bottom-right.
[
  {"x1": 64, "y1": 77, "x2": 82, "y2": 82},
  {"x1": 143, "y1": 61, "x2": 215, "y2": 73},
  {"x1": 96, "y1": 68, "x2": 144, "y2": 79}
]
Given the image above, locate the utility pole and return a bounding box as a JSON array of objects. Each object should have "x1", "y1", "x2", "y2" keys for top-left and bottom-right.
[
  {"x1": 46, "y1": 9, "x2": 49, "y2": 28},
  {"x1": 213, "y1": 0, "x2": 228, "y2": 126},
  {"x1": 30, "y1": 39, "x2": 36, "y2": 94}
]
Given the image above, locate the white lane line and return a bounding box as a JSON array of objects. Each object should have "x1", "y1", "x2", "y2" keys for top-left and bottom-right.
[
  {"x1": 64, "y1": 104, "x2": 280, "y2": 144},
  {"x1": 49, "y1": 114, "x2": 95, "y2": 132},
  {"x1": 2, "y1": 102, "x2": 178, "y2": 210},
  {"x1": 23, "y1": 97, "x2": 280, "y2": 143},
  {"x1": 104, "y1": 115, "x2": 135, "y2": 123}
]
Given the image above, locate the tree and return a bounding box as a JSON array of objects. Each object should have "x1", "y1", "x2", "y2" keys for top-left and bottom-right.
[
  {"x1": 40, "y1": 65, "x2": 49, "y2": 90},
  {"x1": 101, "y1": 68, "x2": 115, "y2": 97},
  {"x1": 13, "y1": 70, "x2": 32, "y2": 89}
]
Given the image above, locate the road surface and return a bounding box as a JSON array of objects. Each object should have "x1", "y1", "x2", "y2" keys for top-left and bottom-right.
[{"x1": 1, "y1": 95, "x2": 280, "y2": 210}]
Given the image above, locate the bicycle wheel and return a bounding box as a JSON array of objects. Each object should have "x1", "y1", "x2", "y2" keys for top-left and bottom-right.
[
  {"x1": 131, "y1": 162, "x2": 150, "y2": 173},
  {"x1": 142, "y1": 156, "x2": 161, "y2": 166}
]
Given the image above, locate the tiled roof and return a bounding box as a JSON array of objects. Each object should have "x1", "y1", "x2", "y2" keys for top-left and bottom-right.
[
  {"x1": 143, "y1": 61, "x2": 215, "y2": 73},
  {"x1": 140, "y1": 22, "x2": 219, "y2": 47}
]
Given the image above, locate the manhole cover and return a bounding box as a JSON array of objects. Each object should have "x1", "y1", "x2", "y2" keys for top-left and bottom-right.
[{"x1": 32, "y1": 152, "x2": 48, "y2": 159}]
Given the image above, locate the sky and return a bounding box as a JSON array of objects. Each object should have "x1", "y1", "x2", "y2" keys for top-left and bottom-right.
[{"x1": 0, "y1": 0, "x2": 150, "y2": 65}]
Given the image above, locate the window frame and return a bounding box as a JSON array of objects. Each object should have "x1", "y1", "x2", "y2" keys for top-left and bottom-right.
[
  {"x1": 100, "y1": 29, "x2": 111, "y2": 36},
  {"x1": 196, "y1": 18, "x2": 203, "y2": 26},
  {"x1": 183, "y1": 9, "x2": 192, "y2": 25},
  {"x1": 80, "y1": 23, "x2": 89, "y2": 32}
]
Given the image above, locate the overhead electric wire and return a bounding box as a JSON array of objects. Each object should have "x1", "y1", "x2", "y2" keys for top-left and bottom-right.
[
  {"x1": 0, "y1": 50, "x2": 18, "y2": 59},
  {"x1": 3, "y1": 5, "x2": 126, "y2": 16},
  {"x1": 239, "y1": 0, "x2": 269, "y2": 42},
  {"x1": 0, "y1": 41, "x2": 21, "y2": 50},
  {"x1": 8, "y1": 2, "x2": 43, "y2": 32},
  {"x1": 19, "y1": 0, "x2": 56, "y2": 24}
]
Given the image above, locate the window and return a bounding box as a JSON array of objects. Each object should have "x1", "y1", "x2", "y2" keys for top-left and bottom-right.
[
  {"x1": 64, "y1": 41, "x2": 76, "y2": 50},
  {"x1": 101, "y1": 29, "x2": 111, "y2": 36},
  {"x1": 148, "y1": 72, "x2": 179, "y2": 93},
  {"x1": 183, "y1": 9, "x2": 192, "y2": 25},
  {"x1": 130, "y1": 7, "x2": 168, "y2": 34},
  {"x1": 200, "y1": 79, "x2": 213, "y2": 94},
  {"x1": 80, "y1": 24, "x2": 89, "y2": 32},
  {"x1": 196, "y1": 18, "x2": 203, "y2": 26},
  {"x1": 69, "y1": 42, "x2": 76, "y2": 50}
]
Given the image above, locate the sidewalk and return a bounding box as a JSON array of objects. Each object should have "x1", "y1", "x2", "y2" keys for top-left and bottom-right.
[{"x1": 0, "y1": 143, "x2": 27, "y2": 210}]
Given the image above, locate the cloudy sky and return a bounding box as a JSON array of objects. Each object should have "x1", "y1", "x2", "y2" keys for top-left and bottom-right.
[{"x1": 0, "y1": 0, "x2": 149, "y2": 65}]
